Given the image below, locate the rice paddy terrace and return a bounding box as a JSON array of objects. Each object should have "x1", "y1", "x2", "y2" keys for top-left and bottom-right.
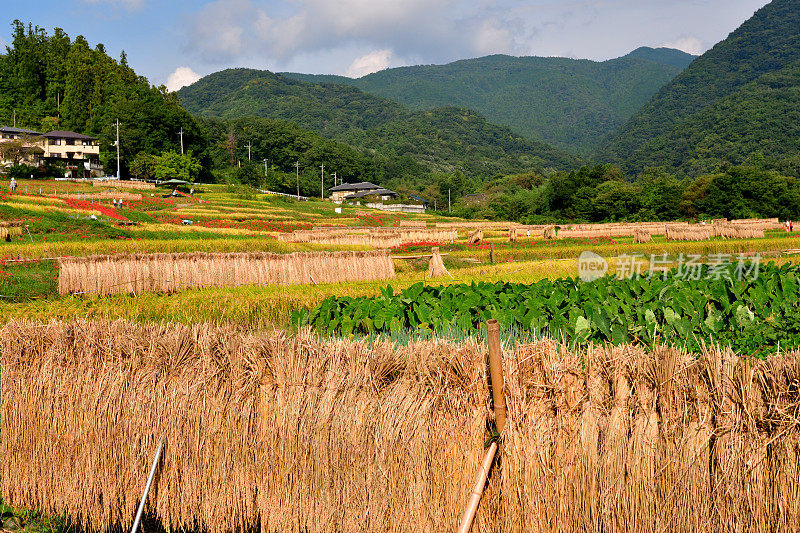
[{"x1": 2, "y1": 179, "x2": 800, "y2": 532}]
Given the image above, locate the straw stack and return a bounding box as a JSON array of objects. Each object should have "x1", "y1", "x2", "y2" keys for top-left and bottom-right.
[
  {"x1": 279, "y1": 228, "x2": 457, "y2": 248},
  {"x1": 63, "y1": 192, "x2": 143, "y2": 201},
  {"x1": 91, "y1": 180, "x2": 155, "y2": 190},
  {"x1": 543, "y1": 226, "x2": 557, "y2": 240},
  {"x1": 634, "y1": 228, "x2": 652, "y2": 243},
  {"x1": 0, "y1": 221, "x2": 23, "y2": 240},
  {"x1": 427, "y1": 247, "x2": 449, "y2": 278},
  {"x1": 3, "y1": 320, "x2": 800, "y2": 533},
  {"x1": 58, "y1": 250, "x2": 396, "y2": 295},
  {"x1": 665, "y1": 225, "x2": 713, "y2": 241},
  {"x1": 468, "y1": 229, "x2": 483, "y2": 244}
]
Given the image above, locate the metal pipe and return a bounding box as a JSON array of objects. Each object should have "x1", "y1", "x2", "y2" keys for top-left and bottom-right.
[
  {"x1": 130, "y1": 439, "x2": 164, "y2": 533},
  {"x1": 457, "y1": 441, "x2": 498, "y2": 533},
  {"x1": 486, "y1": 319, "x2": 506, "y2": 432}
]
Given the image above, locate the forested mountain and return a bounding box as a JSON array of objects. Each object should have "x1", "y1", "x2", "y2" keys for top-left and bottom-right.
[
  {"x1": 178, "y1": 68, "x2": 578, "y2": 178},
  {"x1": 0, "y1": 20, "x2": 206, "y2": 177},
  {"x1": 281, "y1": 47, "x2": 695, "y2": 153},
  {"x1": 178, "y1": 68, "x2": 407, "y2": 139},
  {"x1": 599, "y1": 0, "x2": 800, "y2": 174}
]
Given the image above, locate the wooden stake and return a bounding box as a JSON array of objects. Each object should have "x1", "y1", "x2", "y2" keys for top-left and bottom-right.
[
  {"x1": 457, "y1": 442, "x2": 498, "y2": 533},
  {"x1": 457, "y1": 319, "x2": 507, "y2": 533},
  {"x1": 487, "y1": 318, "x2": 506, "y2": 432}
]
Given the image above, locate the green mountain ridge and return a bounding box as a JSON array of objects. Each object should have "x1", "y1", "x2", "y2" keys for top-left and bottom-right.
[
  {"x1": 599, "y1": 0, "x2": 800, "y2": 174},
  {"x1": 178, "y1": 68, "x2": 578, "y2": 178},
  {"x1": 281, "y1": 47, "x2": 695, "y2": 153}
]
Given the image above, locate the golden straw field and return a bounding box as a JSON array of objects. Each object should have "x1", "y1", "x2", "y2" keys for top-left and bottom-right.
[
  {"x1": 2, "y1": 320, "x2": 799, "y2": 533},
  {"x1": 58, "y1": 250, "x2": 395, "y2": 295}
]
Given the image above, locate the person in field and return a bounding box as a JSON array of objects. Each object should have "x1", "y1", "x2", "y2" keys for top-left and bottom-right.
[{"x1": 9, "y1": 177, "x2": 16, "y2": 192}]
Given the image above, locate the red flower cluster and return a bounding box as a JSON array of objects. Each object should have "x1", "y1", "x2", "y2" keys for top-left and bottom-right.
[
  {"x1": 392, "y1": 241, "x2": 443, "y2": 253},
  {"x1": 63, "y1": 198, "x2": 129, "y2": 221},
  {"x1": 354, "y1": 213, "x2": 389, "y2": 227},
  {"x1": 151, "y1": 214, "x2": 312, "y2": 233}
]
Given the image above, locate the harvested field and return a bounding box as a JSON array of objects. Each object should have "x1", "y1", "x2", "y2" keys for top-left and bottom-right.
[
  {"x1": 58, "y1": 250, "x2": 395, "y2": 295},
  {"x1": 2, "y1": 320, "x2": 800, "y2": 533}
]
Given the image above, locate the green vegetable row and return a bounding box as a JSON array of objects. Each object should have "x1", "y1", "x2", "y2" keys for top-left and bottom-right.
[{"x1": 293, "y1": 262, "x2": 800, "y2": 356}]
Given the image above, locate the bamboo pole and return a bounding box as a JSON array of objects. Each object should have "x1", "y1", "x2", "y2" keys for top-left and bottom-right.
[
  {"x1": 457, "y1": 442, "x2": 498, "y2": 533},
  {"x1": 130, "y1": 439, "x2": 163, "y2": 533},
  {"x1": 487, "y1": 319, "x2": 506, "y2": 432},
  {"x1": 457, "y1": 319, "x2": 507, "y2": 533}
]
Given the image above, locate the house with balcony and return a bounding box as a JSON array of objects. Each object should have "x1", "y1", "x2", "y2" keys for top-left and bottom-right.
[
  {"x1": 42, "y1": 130, "x2": 102, "y2": 179},
  {"x1": 0, "y1": 127, "x2": 45, "y2": 166},
  {"x1": 0, "y1": 127, "x2": 103, "y2": 179}
]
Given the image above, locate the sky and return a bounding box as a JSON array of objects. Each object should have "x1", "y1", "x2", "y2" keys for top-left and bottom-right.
[{"x1": 1, "y1": 0, "x2": 772, "y2": 91}]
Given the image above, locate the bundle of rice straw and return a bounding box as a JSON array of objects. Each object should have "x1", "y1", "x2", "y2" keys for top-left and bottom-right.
[
  {"x1": 427, "y1": 247, "x2": 450, "y2": 278},
  {"x1": 468, "y1": 228, "x2": 483, "y2": 244},
  {"x1": 634, "y1": 228, "x2": 652, "y2": 243},
  {"x1": 3, "y1": 320, "x2": 800, "y2": 533}
]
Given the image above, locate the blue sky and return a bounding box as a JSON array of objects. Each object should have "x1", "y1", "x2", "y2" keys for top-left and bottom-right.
[{"x1": 1, "y1": 0, "x2": 772, "y2": 90}]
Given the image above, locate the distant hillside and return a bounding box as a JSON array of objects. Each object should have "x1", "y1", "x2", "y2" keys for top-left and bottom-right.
[
  {"x1": 178, "y1": 69, "x2": 578, "y2": 178},
  {"x1": 177, "y1": 68, "x2": 407, "y2": 139},
  {"x1": 282, "y1": 47, "x2": 695, "y2": 153},
  {"x1": 599, "y1": 0, "x2": 800, "y2": 174}
]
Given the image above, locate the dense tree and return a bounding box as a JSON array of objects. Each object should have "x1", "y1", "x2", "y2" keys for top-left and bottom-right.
[
  {"x1": 154, "y1": 151, "x2": 202, "y2": 182},
  {"x1": 0, "y1": 21, "x2": 210, "y2": 179}
]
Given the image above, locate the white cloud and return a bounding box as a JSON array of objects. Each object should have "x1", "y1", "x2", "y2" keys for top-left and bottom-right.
[
  {"x1": 166, "y1": 66, "x2": 202, "y2": 92},
  {"x1": 178, "y1": 0, "x2": 769, "y2": 74},
  {"x1": 182, "y1": 0, "x2": 514, "y2": 66},
  {"x1": 659, "y1": 36, "x2": 705, "y2": 56},
  {"x1": 184, "y1": 0, "x2": 252, "y2": 62},
  {"x1": 473, "y1": 18, "x2": 514, "y2": 56},
  {"x1": 345, "y1": 49, "x2": 393, "y2": 78}
]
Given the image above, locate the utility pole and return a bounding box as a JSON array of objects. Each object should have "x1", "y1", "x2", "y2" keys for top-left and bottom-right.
[
  {"x1": 115, "y1": 119, "x2": 121, "y2": 179},
  {"x1": 448, "y1": 188, "x2": 451, "y2": 213},
  {"x1": 13, "y1": 110, "x2": 15, "y2": 127},
  {"x1": 332, "y1": 171, "x2": 337, "y2": 187},
  {"x1": 179, "y1": 128, "x2": 184, "y2": 155},
  {"x1": 320, "y1": 163, "x2": 324, "y2": 200},
  {"x1": 246, "y1": 142, "x2": 251, "y2": 161},
  {"x1": 294, "y1": 161, "x2": 300, "y2": 198}
]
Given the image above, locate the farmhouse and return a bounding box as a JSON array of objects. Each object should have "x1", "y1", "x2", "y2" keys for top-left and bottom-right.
[
  {"x1": 0, "y1": 127, "x2": 102, "y2": 179},
  {"x1": 0, "y1": 126, "x2": 44, "y2": 166},
  {"x1": 42, "y1": 130, "x2": 102, "y2": 179},
  {"x1": 328, "y1": 182, "x2": 398, "y2": 202}
]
